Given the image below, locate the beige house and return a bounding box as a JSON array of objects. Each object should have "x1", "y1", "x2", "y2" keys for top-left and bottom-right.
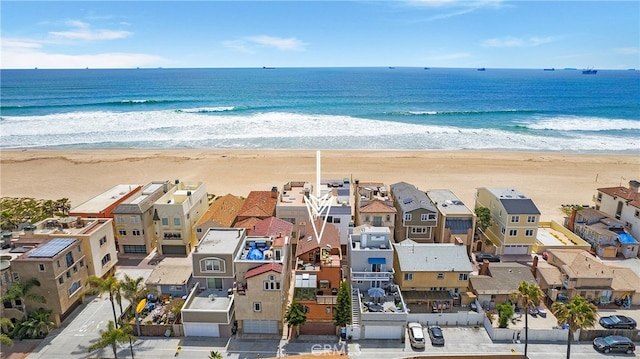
[
  {"x1": 181, "y1": 228, "x2": 244, "y2": 337},
  {"x1": 594, "y1": 180, "x2": 640, "y2": 243},
  {"x1": 353, "y1": 181, "x2": 396, "y2": 242},
  {"x1": 469, "y1": 262, "x2": 536, "y2": 310},
  {"x1": 393, "y1": 240, "x2": 473, "y2": 313},
  {"x1": 15, "y1": 217, "x2": 117, "y2": 279},
  {"x1": 112, "y1": 181, "x2": 174, "y2": 255},
  {"x1": 427, "y1": 189, "x2": 476, "y2": 252},
  {"x1": 153, "y1": 180, "x2": 209, "y2": 256},
  {"x1": 390, "y1": 182, "x2": 438, "y2": 243},
  {"x1": 10, "y1": 238, "x2": 88, "y2": 327},
  {"x1": 474, "y1": 187, "x2": 540, "y2": 255}
]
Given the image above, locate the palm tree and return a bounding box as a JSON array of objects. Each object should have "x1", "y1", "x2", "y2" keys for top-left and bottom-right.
[
  {"x1": 208, "y1": 351, "x2": 223, "y2": 359},
  {"x1": 87, "y1": 275, "x2": 120, "y2": 327},
  {"x1": 87, "y1": 320, "x2": 136, "y2": 359},
  {"x1": 509, "y1": 281, "x2": 544, "y2": 357},
  {"x1": 12, "y1": 308, "x2": 54, "y2": 339},
  {"x1": 284, "y1": 298, "x2": 307, "y2": 338},
  {"x1": 552, "y1": 295, "x2": 597, "y2": 359},
  {"x1": 119, "y1": 275, "x2": 148, "y2": 336},
  {"x1": 0, "y1": 278, "x2": 46, "y2": 319},
  {"x1": 0, "y1": 318, "x2": 14, "y2": 347}
]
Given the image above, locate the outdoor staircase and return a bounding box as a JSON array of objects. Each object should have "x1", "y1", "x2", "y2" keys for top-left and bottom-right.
[{"x1": 351, "y1": 289, "x2": 361, "y2": 326}]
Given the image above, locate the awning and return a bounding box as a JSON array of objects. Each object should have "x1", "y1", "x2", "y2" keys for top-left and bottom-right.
[
  {"x1": 618, "y1": 233, "x2": 639, "y2": 245},
  {"x1": 294, "y1": 273, "x2": 317, "y2": 288},
  {"x1": 368, "y1": 257, "x2": 386, "y2": 265}
]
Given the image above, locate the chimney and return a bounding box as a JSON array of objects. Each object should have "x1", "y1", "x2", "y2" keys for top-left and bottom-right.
[
  {"x1": 629, "y1": 180, "x2": 640, "y2": 193},
  {"x1": 531, "y1": 256, "x2": 539, "y2": 279},
  {"x1": 271, "y1": 186, "x2": 278, "y2": 199},
  {"x1": 479, "y1": 260, "x2": 490, "y2": 276}
]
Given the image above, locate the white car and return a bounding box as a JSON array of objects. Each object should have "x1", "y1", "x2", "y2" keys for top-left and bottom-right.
[{"x1": 407, "y1": 322, "x2": 425, "y2": 349}]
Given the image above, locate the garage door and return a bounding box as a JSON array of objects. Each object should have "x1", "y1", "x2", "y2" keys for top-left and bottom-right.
[
  {"x1": 243, "y1": 320, "x2": 279, "y2": 334},
  {"x1": 162, "y1": 245, "x2": 187, "y2": 255},
  {"x1": 365, "y1": 325, "x2": 403, "y2": 339},
  {"x1": 183, "y1": 322, "x2": 220, "y2": 337},
  {"x1": 503, "y1": 245, "x2": 529, "y2": 255}
]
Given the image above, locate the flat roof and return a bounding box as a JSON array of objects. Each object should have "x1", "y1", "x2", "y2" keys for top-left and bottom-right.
[
  {"x1": 146, "y1": 256, "x2": 193, "y2": 286},
  {"x1": 427, "y1": 189, "x2": 473, "y2": 215},
  {"x1": 71, "y1": 184, "x2": 141, "y2": 213},
  {"x1": 185, "y1": 289, "x2": 233, "y2": 311},
  {"x1": 197, "y1": 228, "x2": 244, "y2": 254}
]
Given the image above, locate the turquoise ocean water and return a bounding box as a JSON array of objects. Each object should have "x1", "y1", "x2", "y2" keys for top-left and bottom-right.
[{"x1": 1, "y1": 67, "x2": 639, "y2": 153}]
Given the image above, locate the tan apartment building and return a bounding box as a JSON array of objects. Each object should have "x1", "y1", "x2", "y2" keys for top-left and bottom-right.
[
  {"x1": 427, "y1": 189, "x2": 476, "y2": 253},
  {"x1": 181, "y1": 228, "x2": 244, "y2": 337},
  {"x1": 112, "y1": 181, "x2": 174, "y2": 255},
  {"x1": 10, "y1": 238, "x2": 88, "y2": 327},
  {"x1": 14, "y1": 217, "x2": 117, "y2": 279},
  {"x1": 153, "y1": 180, "x2": 208, "y2": 256},
  {"x1": 390, "y1": 182, "x2": 438, "y2": 243},
  {"x1": 475, "y1": 187, "x2": 540, "y2": 255},
  {"x1": 353, "y1": 180, "x2": 396, "y2": 242}
]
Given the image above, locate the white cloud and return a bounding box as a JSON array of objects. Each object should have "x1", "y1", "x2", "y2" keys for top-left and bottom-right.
[
  {"x1": 222, "y1": 40, "x2": 254, "y2": 54},
  {"x1": 247, "y1": 35, "x2": 307, "y2": 51},
  {"x1": 407, "y1": 0, "x2": 504, "y2": 20},
  {"x1": 49, "y1": 20, "x2": 131, "y2": 41},
  {"x1": 482, "y1": 36, "x2": 557, "y2": 48}
]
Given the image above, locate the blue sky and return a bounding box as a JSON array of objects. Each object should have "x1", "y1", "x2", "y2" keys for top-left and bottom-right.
[{"x1": 1, "y1": 1, "x2": 638, "y2": 69}]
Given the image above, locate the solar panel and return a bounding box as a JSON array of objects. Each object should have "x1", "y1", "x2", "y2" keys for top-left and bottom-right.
[{"x1": 28, "y1": 238, "x2": 77, "y2": 258}]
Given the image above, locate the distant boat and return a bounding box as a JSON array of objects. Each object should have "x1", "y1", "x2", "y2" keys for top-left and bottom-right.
[
  {"x1": 424, "y1": 67, "x2": 430, "y2": 70},
  {"x1": 477, "y1": 68, "x2": 486, "y2": 71},
  {"x1": 582, "y1": 68, "x2": 598, "y2": 75},
  {"x1": 388, "y1": 67, "x2": 395, "y2": 69},
  {"x1": 543, "y1": 68, "x2": 555, "y2": 71},
  {"x1": 262, "y1": 66, "x2": 275, "y2": 69}
]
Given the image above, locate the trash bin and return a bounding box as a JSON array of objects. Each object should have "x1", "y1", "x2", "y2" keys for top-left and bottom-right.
[{"x1": 340, "y1": 328, "x2": 347, "y2": 339}]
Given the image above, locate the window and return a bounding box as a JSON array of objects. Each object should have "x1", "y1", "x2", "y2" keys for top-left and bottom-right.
[
  {"x1": 65, "y1": 252, "x2": 74, "y2": 267},
  {"x1": 333, "y1": 217, "x2": 340, "y2": 224},
  {"x1": 404, "y1": 273, "x2": 413, "y2": 281},
  {"x1": 130, "y1": 216, "x2": 140, "y2": 223},
  {"x1": 201, "y1": 258, "x2": 224, "y2": 272},
  {"x1": 437, "y1": 273, "x2": 444, "y2": 280},
  {"x1": 319, "y1": 280, "x2": 330, "y2": 289},
  {"x1": 57, "y1": 260, "x2": 60, "y2": 268},
  {"x1": 386, "y1": 215, "x2": 391, "y2": 221},
  {"x1": 118, "y1": 229, "x2": 127, "y2": 236},
  {"x1": 66, "y1": 271, "x2": 71, "y2": 278},
  {"x1": 264, "y1": 277, "x2": 281, "y2": 291},
  {"x1": 325, "y1": 216, "x2": 333, "y2": 223},
  {"x1": 253, "y1": 302, "x2": 262, "y2": 312},
  {"x1": 132, "y1": 229, "x2": 141, "y2": 236},
  {"x1": 38, "y1": 263, "x2": 45, "y2": 272},
  {"x1": 365, "y1": 216, "x2": 370, "y2": 222},
  {"x1": 115, "y1": 216, "x2": 124, "y2": 223},
  {"x1": 509, "y1": 229, "x2": 518, "y2": 237},
  {"x1": 72, "y1": 265, "x2": 78, "y2": 273},
  {"x1": 404, "y1": 213, "x2": 412, "y2": 221},
  {"x1": 511, "y1": 215, "x2": 520, "y2": 223},
  {"x1": 274, "y1": 249, "x2": 281, "y2": 260},
  {"x1": 161, "y1": 218, "x2": 169, "y2": 226},
  {"x1": 58, "y1": 277, "x2": 64, "y2": 285},
  {"x1": 99, "y1": 236, "x2": 107, "y2": 246},
  {"x1": 196, "y1": 228, "x2": 202, "y2": 233},
  {"x1": 635, "y1": 210, "x2": 639, "y2": 218},
  {"x1": 326, "y1": 306, "x2": 332, "y2": 314},
  {"x1": 525, "y1": 229, "x2": 534, "y2": 237},
  {"x1": 169, "y1": 286, "x2": 183, "y2": 292},
  {"x1": 421, "y1": 214, "x2": 429, "y2": 221},
  {"x1": 527, "y1": 216, "x2": 536, "y2": 223},
  {"x1": 411, "y1": 227, "x2": 426, "y2": 234},
  {"x1": 428, "y1": 213, "x2": 436, "y2": 220},
  {"x1": 12, "y1": 273, "x2": 19, "y2": 281},
  {"x1": 458, "y1": 273, "x2": 468, "y2": 281},
  {"x1": 79, "y1": 259, "x2": 84, "y2": 267},
  {"x1": 501, "y1": 227, "x2": 506, "y2": 235},
  {"x1": 173, "y1": 217, "x2": 181, "y2": 226},
  {"x1": 101, "y1": 253, "x2": 111, "y2": 266},
  {"x1": 68, "y1": 281, "x2": 81, "y2": 297},
  {"x1": 207, "y1": 278, "x2": 223, "y2": 290}
]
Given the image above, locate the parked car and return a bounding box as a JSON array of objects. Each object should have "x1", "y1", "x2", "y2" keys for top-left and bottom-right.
[
  {"x1": 427, "y1": 326, "x2": 445, "y2": 346},
  {"x1": 593, "y1": 335, "x2": 635, "y2": 354},
  {"x1": 599, "y1": 315, "x2": 637, "y2": 329},
  {"x1": 407, "y1": 322, "x2": 425, "y2": 349},
  {"x1": 474, "y1": 252, "x2": 501, "y2": 263}
]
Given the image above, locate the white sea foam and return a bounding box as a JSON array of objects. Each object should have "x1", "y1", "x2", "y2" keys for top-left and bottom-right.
[
  {"x1": 1, "y1": 110, "x2": 638, "y2": 153},
  {"x1": 178, "y1": 107, "x2": 235, "y2": 113},
  {"x1": 525, "y1": 116, "x2": 640, "y2": 131}
]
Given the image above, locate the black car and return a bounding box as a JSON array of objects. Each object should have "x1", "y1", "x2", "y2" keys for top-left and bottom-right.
[
  {"x1": 599, "y1": 315, "x2": 637, "y2": 329},
  {"x1": 427, "y1": 326, "x2": 445, "y2": 346},
  {"x1": 593, "y1": 335, "x2": 635, "y2": 354},
  {"x1": 474, "y1": 252, "x2": 501, "y2": 263}
]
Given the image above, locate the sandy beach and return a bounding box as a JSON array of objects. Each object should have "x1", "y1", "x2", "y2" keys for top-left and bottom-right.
[{"x1": 1, "y1": 149, "x2": 638, "y2": 223}]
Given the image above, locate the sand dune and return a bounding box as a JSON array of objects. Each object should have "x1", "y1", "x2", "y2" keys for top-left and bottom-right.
[{"x1": 1, "y1": 149, "x2": 638, "y2": 223}]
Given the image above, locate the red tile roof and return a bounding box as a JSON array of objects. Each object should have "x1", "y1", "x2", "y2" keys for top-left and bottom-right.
[
  {"x1": 251, "y1": 217, "x2": 294, "y2": 238},
  {"x1": 359, "y1": 200, "x2": 397, "y2": 213},
  {"x1": 234, "y1": 217, "x2": 262, "y2": 235},
  {"x1": 295, "y1": 218, "x2": 340, "y2": 257},
  {"x1": 237, "y1": 191, "x2": 278, "y2": 219},
  {"x1": 195, "y1": 194, "x2": 244, "y2": 227},
  {"x1": 245, "y1": 262, "x2": 283, "y2": 279},
  {"x1": 597, "y1": 186, "x2": 640, "y2": 201}
]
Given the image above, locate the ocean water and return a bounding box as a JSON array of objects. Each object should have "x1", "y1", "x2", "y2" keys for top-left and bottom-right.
[{"x1": 1, "y1": 67, "x2": 639, "y2": 153}]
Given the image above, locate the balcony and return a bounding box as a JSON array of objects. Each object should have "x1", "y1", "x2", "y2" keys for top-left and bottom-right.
[{"x1": 351, "y1": 270, "x2": 394, "y2": 281}]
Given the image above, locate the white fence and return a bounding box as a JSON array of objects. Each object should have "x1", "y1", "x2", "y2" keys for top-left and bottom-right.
[{"x1": 407, "y1": 310, "x2": 485, "y2": 327}]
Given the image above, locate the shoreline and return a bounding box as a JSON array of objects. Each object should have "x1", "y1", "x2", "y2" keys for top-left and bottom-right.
[{"x1": 1, "y1": 148, "x2": 638, "y2": 224}]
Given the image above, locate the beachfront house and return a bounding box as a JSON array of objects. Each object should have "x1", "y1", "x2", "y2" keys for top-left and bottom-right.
[
  {"x1": 393, "y1": 240, "x2": 473, "y2": 314},
  {"x1": 474, "y1": 187, "x2": 540, "y2": 256},
  {"x1": 153, "y1": 180, "x2": 208, "y2": 256},
  {"x1": 233, "y1": 231, "x2": 290, "y2": 335},
  {"x1": 293, "y1": 219, "x2": 342, "y2": 335},
  {"x1": 427, "y1": 189, "x2": 476, "y2": 253},
  {"x1": 593, "y1": 180, "x2": 640, "y2": 249},
  {"x1": 181, "y1": 228, "x2": 244, "y2": 337},
  {"x1": 10, "y1": 238, "x2": 88, "y2": 327},
  {"x1": 390, "y1": 182, "x2": 438, "y2": 243},
  {"x1": 568, "y1": 208, "x2": 639, "y2": 258},
  {"x1": 193, "y1": 194, "x2": 244, "y2": 241},
  {"x1": 69, "y1": 184, "x2": 143, "y2": 219},
  {"x1": 353, "y1": 180, "x2": 397, "y2": 242},
  {"x1": 112, "y1": 181, "x2": 174, "y2": 255},
  {"x1": 348, "y1": 225, "x2": 407, "y2": 340}
]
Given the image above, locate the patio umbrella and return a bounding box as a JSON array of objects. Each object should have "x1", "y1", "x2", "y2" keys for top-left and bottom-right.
[{"x1": 368, "y1": 287, "x2": 385, "y2": 302}]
